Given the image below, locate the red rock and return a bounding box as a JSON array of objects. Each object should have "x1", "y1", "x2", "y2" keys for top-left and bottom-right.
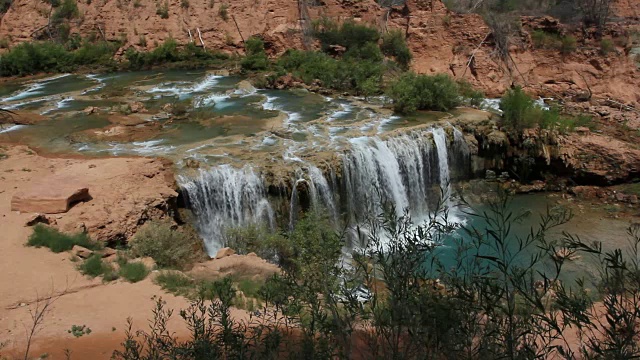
[
  {"x1": 215, "y1": 247, "x2": 235, "y2": 259},
  {"x1": 72, "y1": 245, "x2": 94, "y2": 259},
  {"x1": 11, "y1": 181, "x2": 90, "y2": 214},
  {"x1": 25, "y1": 213, "x2": 50, "y2": 226}
]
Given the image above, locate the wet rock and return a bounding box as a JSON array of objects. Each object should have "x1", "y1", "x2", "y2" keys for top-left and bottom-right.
[
  {"x1": 11, "y1": 181, "x2": 91, "y2": 214},
  {"x1": 129, "y1": 102, "x2": 146, "y2": 113},
  {"x1": 83, "y1": 106, "x2": 98, "y2": 115},
  {"x1": 485, "y1": 170, "x2": 497, "y2": 180},
  {"x1": 235, "y1": 80, "x2": 256, "y2": 95},
  {"x1": 215, "y1": 247, "x2": 236, "y2": 259},
  {"x1": 25, "y1": 213, "x2": 50, "y2": 226},
  {"x1": 72, "y1": 245, "x2": 94, "y2": 259},
  {"x1": 185, "y1": 158, "x2": 201, "y2": 169}
]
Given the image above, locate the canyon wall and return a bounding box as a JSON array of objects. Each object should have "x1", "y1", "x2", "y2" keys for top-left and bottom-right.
[{"x1": 0, "y1": 0, "x2": 639, "y2": 105}]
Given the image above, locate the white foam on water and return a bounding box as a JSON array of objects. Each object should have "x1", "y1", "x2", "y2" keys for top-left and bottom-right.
[
  {"x1": 327, "y1": 103, "x2": 353, "y2": 121},
  {"x1": 148, "y1": 74, "x2": 224, "y2": 97},
  {"x1": 377, "y1": 115, "x2": 401, "y2": 133},
  {"x1": 481, "y1": 98, "x2": 502, "y2": 113},
  {"x1": 3, "y1": 96, "x2": 55, "y2": 110},
  {"x1": 261, "y1": 95, "x2": 302, "y2": 123},
  {"x1": 41, "y1": 97, "x2": 74, "y2": 114},
  {"x1": 0, "y1": 125, "x2": 26, "y2": 134},
  {"x1": 195, "y1": 93, "x2": 231, "y2": 109}
]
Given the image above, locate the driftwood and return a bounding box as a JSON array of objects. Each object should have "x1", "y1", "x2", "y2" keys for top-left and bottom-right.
[
  {"x1": 197, "y1": 28, "x2": 206, "y2": 49},
  {"x1": 461, "y1": 32, "x2": 490, "y2": 78},
  {"x1": 187, "y1": 28, "x2": 193, "y2": 43},
  {"x1": 231, "y1": 15, "x2": 245, "y2": 43}
]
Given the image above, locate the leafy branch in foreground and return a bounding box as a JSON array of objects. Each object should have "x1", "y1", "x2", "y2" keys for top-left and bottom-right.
[{"x1": 112, "y1": 190, "x2": 640, "y2": 359}]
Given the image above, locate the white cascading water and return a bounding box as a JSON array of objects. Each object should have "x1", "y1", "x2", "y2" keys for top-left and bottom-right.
[
  {"x1": 432, "y1": 127, "x2": 451, "y2": 205},
  {"x1": 181, "y1": 126, "x2": 469, "y2": 253},
  {"x1": 342, "y1": 137, "x2": 410, "y2": 221},
  {"x1": 342, "y1": 127, "x2": 464, "y2": 223},
  {"x1": 307, "y1": 165, "x2": 338, "y2": 222},
  {"x1": 178, "y1": 165, "x2": 275, "y2": 255}
]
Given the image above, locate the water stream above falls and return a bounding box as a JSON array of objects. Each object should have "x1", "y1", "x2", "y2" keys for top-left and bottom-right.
[{"x1": 1, "y1": 69, "x2": 477, "y2": 255}]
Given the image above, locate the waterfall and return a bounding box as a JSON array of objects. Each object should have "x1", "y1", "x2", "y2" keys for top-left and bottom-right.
[
  {"x1": 307, "y1": 165, "x2": 338, "y2": 222},
  {"x1": 180, "y1": 126, "x2": 469, "y2": 254},
  {"x1": 178, "y1": 165, "x2": 275, "y2": 255},
  {"x1": 432, "y1": 128, "x2": 451, "y2": 204},
  {"x1": 342, "y1": 127, "x2": 459, "y2": 223}
]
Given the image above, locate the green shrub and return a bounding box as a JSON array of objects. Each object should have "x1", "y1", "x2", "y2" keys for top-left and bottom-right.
[
  {"x1": 381, "y1": 30, "x2": 412, "y2": 69},
  {"x1": 0, "y1": 0, "x2": 11, "y2": 13},
  {"x1": 180, "y1": 0, "x2": 189, "y2": 8},
  {"x1": 531, "y1": 30, "x2": 561, "y2": 49},
  {"x1": 156, "y1": 1, "x2": 169, "y2": 18},
  {"x1": 52, "y1": 0, "x2": 79, "y2": 24},
  {"x1": 560, "y1": 35, "x2": 577, "y2": 55},
  {"x1": 154, "y1": 271, "x2": 194, "y2": 296},
  {"x1": 313, "y1": 19, "x2": 379, "y2": 52},
  {"x1": 80, "y1": 254, "x2": 107, "y2": 277},
  {"x1": 500, "y1": 86, "x2": 535, "y2": 129},
  {"x1": 387, "y1": 73, "x2": 462, "y2": 114},
  {"x1": 130, "y1": 221, "x2": 204, "y2": 269},
  {"x1": 218, "y1": 3, "x2": 228, "y2": 21},
  {"x1": 119, "y1": 262, "x2": 149, "y2": 283},
  {"x1": 457, "y1": 79, "x2": 485, "y2": 108},
  {"x1": 27, "y1": 224, "x2": 99, "y2": 253},
  {"x1": 224, "y1": 224, "x2": 288, "y2": 260},
  {"x1": 600, "y1": 38, "x2": 615, "y2": 55},
  {"x1": 241, "y1": 37, "x2": 269, "y2": 71}
]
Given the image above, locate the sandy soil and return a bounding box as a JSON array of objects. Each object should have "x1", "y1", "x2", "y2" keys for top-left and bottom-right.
[{"x1": 0, "y1": 145, "x2": 245, "y2": 359}]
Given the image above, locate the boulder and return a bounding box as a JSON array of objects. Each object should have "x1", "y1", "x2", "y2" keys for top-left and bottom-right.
[
  {"x1": 83, "y1": 106, "x2": 98, "y2": 115},
  {"x1": 100, "y1": 247, "x2": 117, "y2": 258},
  {"x1": 72, "y1": 245, "x2": 94, "y2": 259},
  {"x1": 11, "y1": 182, "x2": 90, "y2": 214},
  {"x1": 25, "y1": 213, "x2": 50, "y2": 226},
  {"x1": 215, "y1": 247, "x2": 235, "y2": 259},
  {"x1": 129, "y1": 102, "x2": 146, "y2": 113}
]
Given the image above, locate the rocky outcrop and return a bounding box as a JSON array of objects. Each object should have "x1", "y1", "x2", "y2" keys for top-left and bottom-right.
[
  {"x1": 11, "y1": 181, "x2": 91, "y2": 214},
  {"x1": 469, "y1": 125, "x2": 640, "y2": 186},
  {"x1": 0, "y1": 145, "x2": 179, "y2": 244}
]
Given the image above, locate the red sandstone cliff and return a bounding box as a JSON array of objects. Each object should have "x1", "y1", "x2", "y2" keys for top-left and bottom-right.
[{"x1": 0, "y1": 0, "x2": 638, "y2": 105}]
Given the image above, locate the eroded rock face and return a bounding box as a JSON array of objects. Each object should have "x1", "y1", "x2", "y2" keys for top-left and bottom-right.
[{"x1": 11, "y1": 182, "x2": 91, "y2": 214}]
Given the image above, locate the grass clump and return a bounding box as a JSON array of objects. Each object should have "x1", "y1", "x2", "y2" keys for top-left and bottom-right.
[
  {"x1": 600, "y1": 38, "x2": 615, "y2": 55},
  {"x1": 154, "y1": 271, "x2": 195, "y2": 297},
  {"x1": 531, "y1": 30, "x2": 577, "y2": 55},
  {"x1": 130, "y1": 220, "x2": 204, "y2": 269},
  {"x1": 386, "y1": 72, "x2": 463, "y2": 114},
  {"x1": 119, "y1": 262, "x2": 149, "y2": 283},
  {"x1": 79, "y1": 254, "x2": 120, "y2": 281},
  {"x1": 27, "y1": 224, "x2": 99, "y2": 253},
  {"x1": 156, "y1": 1, "x2": 169, "y2": 18},
  {"x1": 218, "y1": 3, "x2": 228, "y2": 21},
  {"x1": 560, "y1": 35, "x2": 577, "y2": 55}
]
